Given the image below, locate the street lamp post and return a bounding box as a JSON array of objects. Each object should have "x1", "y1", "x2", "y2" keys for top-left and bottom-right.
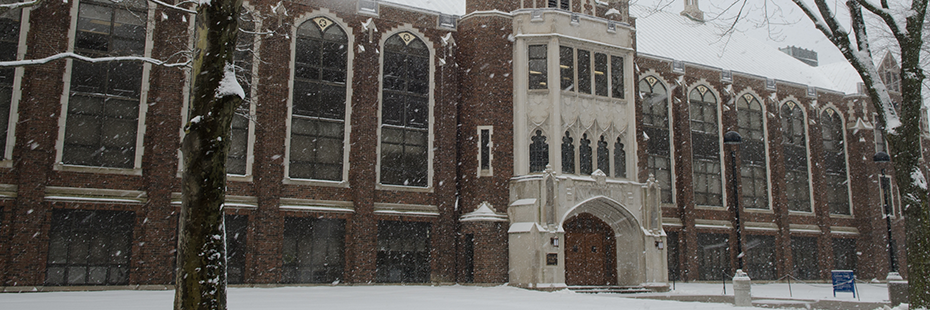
[
  {"x1": 724, "y1": 131, "x2": 750, "y2": 307},
  {"x1": 724, "y1": 131, "x2": 743, "y2": 270},
  {"x1": 873, "y1": 151, "x2": 897, "y2": 273}
]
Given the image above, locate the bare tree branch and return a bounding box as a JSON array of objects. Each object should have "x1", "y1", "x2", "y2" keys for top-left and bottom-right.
[
  {"x1": 856, "y1": 0, "x2": 906, "y2": 43},
  {"x1": 149, "y1": 0, "x2": 197, "y2": 14},
  {"x1": 0, "y1": 52, "x2": 190, "y2": 68}
]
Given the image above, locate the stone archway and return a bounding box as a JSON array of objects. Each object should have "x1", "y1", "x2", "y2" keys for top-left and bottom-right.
[
  {"x1": 564, "y1": 213, "x2": 616, "y2": 286},
  {"x1": 561, "y1": 197, "x2": 646, "y2": 286}
]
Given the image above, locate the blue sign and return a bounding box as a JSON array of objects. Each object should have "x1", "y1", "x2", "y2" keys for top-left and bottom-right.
[{"x1": 832, "y1": 270, "x2": 856, "y2": 298}]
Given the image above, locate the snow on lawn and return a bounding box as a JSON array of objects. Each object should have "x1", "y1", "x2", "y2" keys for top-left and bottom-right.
[
  {"x1": 658, "y1": 281, "x2": 890, "y2": 302},
  {"x1": 0, "y1": 282, "x2": 893, "y2": 310}
]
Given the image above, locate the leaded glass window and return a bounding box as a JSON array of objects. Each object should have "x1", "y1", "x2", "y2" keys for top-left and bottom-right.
[
  {"x1": 530, "y1": 130, "x2": 549, "y2": 172},
  {"x1": 64, "y1": 0, "x2": 147, "y2": 168},
  {"x1": 690, "y1": 85, "x2": 721, "y2": 206},
  {"x1": 737, "y1": 94, "x2": 768, "y2": 209},
  {"x1": 562, "y1": 131, "x2": 574, "y2": 174},
  {"x1": 559, "y1": 46, "x2": 573, "y2": 91},
  {"x1": 577, "y1": 50, "x2": 590, "y2": 94},
  {"x1": 380, "y1": 32, "x2": 430, "y2": 187},
  {"x1": 594, "y1": 53, "x2": 608, "y2": 96},
  {"x1": 781, "y1": 102, "x2": 811, "y2": 212},
  {"x1": 596, "y1": 135, "x2": 608, "y2": 174},
  {"x1": 579, "y1": 133, "x2": 592, "y2": 175},
  {"x1": 822, "y1": 109, "x2": 850, "y2": 215},
  {"x1": 282, "y1": 217, "x2": 345, "y2": 283},
  {"x1": 614, "y1": 137, "x2": 626, "y2": 178},
  {"x1": 640, "y1": 77, "x2": 672, "y2": 203},
  {"x1": 528, "y1": 45, "x2": 547, "y2": 90},
  {"x1": 46, "y1": 210, "x2": 134, "y2": 285},
  {"x1": 610, "y1": 56, "x2": 623, "y2": 98}
]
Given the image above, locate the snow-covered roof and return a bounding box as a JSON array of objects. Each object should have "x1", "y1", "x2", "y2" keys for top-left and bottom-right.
[
  {"x1": 817, "y1": 61, "x2": 862, "y2": 94},
  {"x1": 384, "y1": 0, "x2": 465, "y2": 16},
  {"x1": 632, "y1": 4, "x2": 858, "y2": 94}
]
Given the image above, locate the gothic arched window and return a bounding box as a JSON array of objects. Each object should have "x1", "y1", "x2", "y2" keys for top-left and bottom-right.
[
  {"x1": 614, "y1": 137, "x2": 626, "y2": 178},
  {"x1": 380, "y1": 32, "x2": 430, "y2": 187},
  {"x1": 781, "y1": 102, "x2": 811, "y2": 212},
  {"x1": 289, "y1": 17, "x2": 349, "y2": 181},
  {"x1": 822, "y1": 109, "x2": 850, "y2": 215},
  {"x1": 562, "y1": 131, "x2": 574, "y2": 174},
  {"x1": 736, "y1": 94, "x2": 768, "y2": 209},
  {"x1": 690, "y1": 85, "x2": 721, "y2": 207},
  {"x1": 640, "y1": 76, "x2": 672, "y2": 203},
  {"x1": 530, "y1": 130, "x2": 549, "y2": 172},
  {"x1": 579, "y1": 133, "x2": 593, "y2": 175}
]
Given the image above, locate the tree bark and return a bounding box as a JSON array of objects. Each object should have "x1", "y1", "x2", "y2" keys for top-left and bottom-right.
[{"x1": 174, "y1": 0, "x2": 242, "y2": 309}]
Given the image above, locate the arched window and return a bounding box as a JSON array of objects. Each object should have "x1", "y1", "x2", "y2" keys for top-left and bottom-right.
[
  {"x1": 289, "y1": 17, "x2": 348, "y2": 181},
  {"x1": 228, "y1": 9, "x2": 257, "y2": 176},
  {"x1": 614, "y1": 137, "x2": 626, "y2": 178},
  {"x1": 736, "y1": 94, "x2": 768, "y2": 209},
  {"x1": 641, "y1": 76, "x2": 672, "y2": 203},
  {"x1": 562, "y1": 131, "x2": 574, "y2": 174},
  {"x1": 529, "y1": 130, "x2": 549, "y2": 172},
  {"x1": 690, "y1": 85, "x2": 721, "y2": 207},
  {"x1": 380, "y1": 32, "x2": 430, "y2": 187},
  {"x1": 597, "y1": 136, "x2": 609, "y2": 174},
  {"x1": 579, "y1": 133, "x2": 592, "y2": 175},
  {"x1": 781, "y1": 102, "x2": 811, "y2": 212},
  {"x1": 822, "y1": 109, "x2": 850, "y2": 215}
]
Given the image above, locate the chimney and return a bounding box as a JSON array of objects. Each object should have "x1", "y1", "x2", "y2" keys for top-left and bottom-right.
[
  {"x1": 778, "y1": 46, "x2": 819, "y2": 67},
  {"x1": 681, "y1": 0, "x2": 703, "y2": 22}
]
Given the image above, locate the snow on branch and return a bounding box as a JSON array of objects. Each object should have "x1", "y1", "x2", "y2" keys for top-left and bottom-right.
[
  {"x1": 0, "y1": 0, "x2": 44, "y2": 12},
  {"x1": 148, "y1": 0, "x2": 197, "y2": 14},
  {"x1": 856, "y1": 0, "x2": 907, "y2": 40},
  {"x1": 0, "y1": 52, "x2": 190, "y2": 68}
]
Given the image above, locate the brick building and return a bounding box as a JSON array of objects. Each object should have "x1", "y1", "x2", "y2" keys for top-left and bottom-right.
[{"x1": 0, "y1": 0, "x2": 919, "y2": 290}]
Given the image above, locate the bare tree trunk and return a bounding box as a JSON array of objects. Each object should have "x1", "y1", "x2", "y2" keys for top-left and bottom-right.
[{"x1": 174, "y1": 0, "x2": 242, "y2": 308}]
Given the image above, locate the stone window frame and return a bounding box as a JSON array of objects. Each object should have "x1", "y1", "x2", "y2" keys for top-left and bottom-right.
[
  {"x1": 477, "y1": 125, "x2": 493, "y2": 177},
  {"x1": 688, "y1": 82, "x2": 725, "y2": 209},
  {"x1": 639, "y1": 72, "x2": 675, "y2": 205},
  {"x1": 375, "y1": 27, "x2": 435, "y2": 192},
  {"x1": 283, "y1": 11, "x2": 354, "y2": 187},
  {"x1": 55, "y1": 0, "x2": 153, "y2": 176},
  {"x1": 735, "y1": 91, "x2": 772, "y2": 212},
  {"x1": 529, "y1": 128, "x2": 549, "y2": 173},
  {"x1": 226, "y1": 6, "x2": 260, "y2": 181},
  {"x1": 779, "y1": 98, "x2": 814, "y2": 214},
  {"x1": 548, "y1": 0, "x2": 570, "y2": 10},
  {"x1": 0, "y1": 5, "x2": 28, "y2": 167}
]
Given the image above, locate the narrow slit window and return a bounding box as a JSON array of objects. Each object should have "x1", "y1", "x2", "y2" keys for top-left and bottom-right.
[{"x1": 478, "y1": 126, "x2": 492, "y2": 176}]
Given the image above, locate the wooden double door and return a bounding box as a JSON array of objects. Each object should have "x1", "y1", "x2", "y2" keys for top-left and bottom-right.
[{"x1": 564, "y1": 213, "x2": 616, "y2": 286}]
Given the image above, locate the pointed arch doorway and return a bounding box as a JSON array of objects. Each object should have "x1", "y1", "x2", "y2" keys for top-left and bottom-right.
[{"x1": 564, "y1": 213, "x2": 616, "y2": 286}]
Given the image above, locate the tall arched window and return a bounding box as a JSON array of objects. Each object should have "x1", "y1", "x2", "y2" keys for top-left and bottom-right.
[
  {"x1": 562, "y1": 131, "x2": 574, "y2": 174},
  {"x1": 614, "y1": 137, "x2": 626, "y2": 178},
  {"x1": 822, "y1": 109, "x2": 850, "y2": 215},
  {"x1": 597, "y1": 135, "x2": 609, "y2": 174},
  {"x1": 690, "y1": 85, "x2": 721, "y2": 207},
  {"x1": 380, "y1": 32, "x2": 430, "y2": 187},
  {"x1": 640, "y1": 76, "x2": 672, "y2": 203},
  {"x1": 529, "y1": 130, "x2": 549, "y2": 172},
  {"x1": 228, "y1": 9, "x2": 257, "y2": 176},
  {"x1": 289, "y1": 17, "x2": 348, "y2": 181},
  {"x1": 781, "y1": 101, "x2": 811, "y2": 212},
  {"x1": 737, "y1": 94, "x2": 768, "y2": 209}
]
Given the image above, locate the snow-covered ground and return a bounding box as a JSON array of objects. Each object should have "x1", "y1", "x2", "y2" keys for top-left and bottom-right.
[{"x1": 0, "y1": 281, "x2": 898, "y2": 310}]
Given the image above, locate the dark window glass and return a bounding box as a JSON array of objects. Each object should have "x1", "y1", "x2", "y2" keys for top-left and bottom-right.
[
  {"x1": 480, "y1": 128, "x2": 490, "y2": 170},
  {"x1": 559, "y1": 46, "x2": 573, "y2": 91},
  {"x1": 579, "y1": 133, "x2": 592, "y2": 175},
  {"x1": 781, "y1": 102, "x2": 811, "y2": 212},
  {"x1": 697, "y1": 233, "x2": 729, "y2": 280},
  {"x1": 64, "y1": 1, "x2": 146, "y2": 168},
  {"x1": 822, "y1": 109, "x2": 850, "y2": 215},
  {"x1": 640, "y1": 77, "x2": 672, "y2": 203},
  {"x1": 791, "y1": 236, "x2": 819, "y2": 280},
  {"x1": 614, "y1": 137, "x2": 626, "y2": 178},
  {"x1": 690, "y1": 86, "x2": 721, "y2": 206},
  {"x1": 530, "y1": 130, "x2": 549, "y2": 172},
  {"x1": 290, "y1": 17, "x2": 348, "y2": 181},
  {"x1": 0, "y1": 6, "x2": 20, "y2": 159},
  {"x1": 596, "y1": 135, "x2": 609, "y2": 175},
  {"x1": 833, "y1": 238, "x2": 857, "y2": 271},
  {"x1": 561, "y1": 0, "x2": 569, "y2": 10},
  {"x1": 594, "y1": 53, "x2": 607, "y2": 96},
  {"x1": 225, "y1": 214, "x2": 248, "y2": 284},
  {"x1": 577, "y1": 50, "x2": 590, "y2": 94},
  {"x1": 376, "y1": 221, "x2": 430, "y2": 283},
  {"x1": 561, "y1": 131, "x2": 574, "y2": 174},
  {"x1": 737, "y1": 95, "x2": 768, "y2": 209},
  {"x1": 610, "y1": 56, "x2": 623, "y2": 98},
  {"x1": 46, "y1": 209, "x2": 134, "y2": 286},
  {"x1": 744, "y1": 235, "x2": 776, "y2": 280},
  {"x1": 282, "y1": 217, "x2": 345, "y2": 283},
  {"x1": 380, "y1": 33, "x2": 430, "y2": 187},
  {"x1": 228, "y1": 10, "x2": 256, "y2": 176},
  {"x1": 528, "y1": 45, "x2": 547, "y2": 90}
]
